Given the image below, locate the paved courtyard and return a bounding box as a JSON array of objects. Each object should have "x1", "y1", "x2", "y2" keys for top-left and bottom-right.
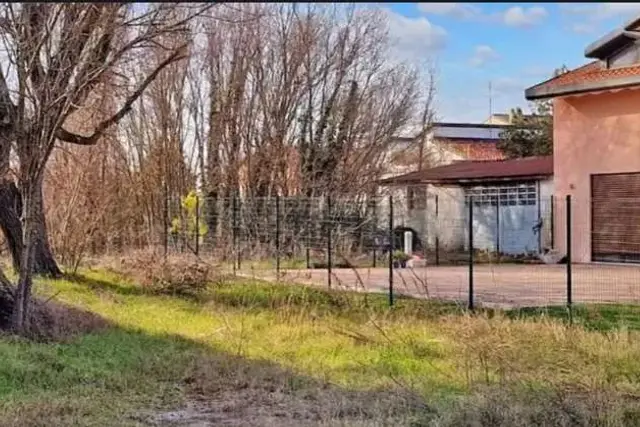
[{"x1": 243, "y1": 264, "x2": 640, "y2": 309}]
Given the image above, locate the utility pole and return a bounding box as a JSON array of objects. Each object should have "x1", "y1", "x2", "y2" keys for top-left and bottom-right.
[
  {"x1": 489, "y1": 80, "x2": 493, "y2": 121},
  {"x1": 488, "y1": 80, "x2": 494, "y2": 138}
]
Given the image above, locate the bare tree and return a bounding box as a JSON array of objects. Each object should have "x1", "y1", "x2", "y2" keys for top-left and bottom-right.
[
  {"x1": 21, "y1": 4, "x2": 435, "y2": 305},
  {"x1": 417, "y1": 65, "x2": 437, "y2": 171},
  {"x1": 0, "y1": 3, "x2": 211, "y2": 332}
]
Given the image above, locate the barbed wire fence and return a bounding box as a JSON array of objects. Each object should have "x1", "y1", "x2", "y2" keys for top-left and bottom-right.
[{"x1": 158, "y1": 192, "x2": 640, "y2": 316}]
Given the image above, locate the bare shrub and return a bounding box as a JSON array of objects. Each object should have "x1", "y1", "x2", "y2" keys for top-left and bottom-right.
[{"x1": 117, "y1": 251, "x2": 217, "y2": 297}]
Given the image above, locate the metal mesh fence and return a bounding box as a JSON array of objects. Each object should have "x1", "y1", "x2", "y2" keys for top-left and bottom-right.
[{"x1": 156, "y1": 192, "x2": 640, "y2": 312}]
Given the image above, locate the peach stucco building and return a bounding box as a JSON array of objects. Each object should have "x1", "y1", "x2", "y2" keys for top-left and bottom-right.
[{"x1": 526, "y1": 15, "x2": 640, "y2": 264}]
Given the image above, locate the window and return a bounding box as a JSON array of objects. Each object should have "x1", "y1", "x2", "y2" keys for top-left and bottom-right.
[
  {"x1": 464, "y1": 183, "x2": 537, "y2": 206},
  {"x1": 407, "y1": 187, "x2": 427, "y2": 210}
]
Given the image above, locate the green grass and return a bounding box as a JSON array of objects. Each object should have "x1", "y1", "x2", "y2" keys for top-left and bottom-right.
[
  {"x1": 2, "y1": 268, "x2": 640, "y2": 425},
  {"x1": 240, "y1": 255, "x2": 378, "y2": 271},
  {"x1": 510, "y1": 304, "x2": 640, "y2": 332}
]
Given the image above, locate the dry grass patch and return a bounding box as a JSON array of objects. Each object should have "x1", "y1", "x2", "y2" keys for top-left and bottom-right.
[{"x1": 2, "y1": 266, "x2": 640, "y2": 425}]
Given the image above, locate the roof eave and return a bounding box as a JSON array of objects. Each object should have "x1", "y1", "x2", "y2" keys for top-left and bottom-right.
[
  {"x1": 433, "y1": 122, "x2": 513, "y2": 129},
  {"x1": 525, "y1": 75, "x2": 640, "y2": 100},
  {"x1": 378, "y1": 173, "x2": 553, "y2": 186},
  {"x1": 623, "y1": 15, "x2": 640, "y2": 32},
  {"x1": 584, "y1": 29, "x2": 628, "y2": 59},
  {"x1": 445, "y1": 174, "x2": 553, "y2": 185},
  {"x1": 585, "y1": 15, "x2": 640, "y2": 59}
]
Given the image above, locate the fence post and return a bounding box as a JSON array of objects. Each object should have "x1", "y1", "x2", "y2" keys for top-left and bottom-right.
[
  {"x1": 276, "y1": 195, "x2": 281, "y2": 280},
  {"x1": 388, "y1": 195, "x2": 394, "y2": 307},
  {"x1": 163, "y1": 182, "x2": 168, "y2": 258},
  {"x1": 326, "y1": 195, "x2": 332, "y2": 289},
  {"x1": 537, "y1": 181, "x2": 542, "y2": 253},
  {"x1": 550, "y1": 195, "x2": 555, "y2": 249},
  {"x1": 236, "y1": 195, "x2": 242, "y2": 270},
  {"x1": 372, "y1": 198, "x2": 377, "y2": 268},
  {"x1": 495, "y1": 194, "x2": 500, "y2": 257},
  {"x1": 195, "y1": 194, "x2": 200, "y2": 256},
  {"x1": 468, "y1": 195, "x2": 474, "y2": 311},
  {"x1": 232, "y1": 195, "x2": 238, "y2": 275},
  {"x1": 435, "y1": 194, "x2": 440, "y2": 266},
  {"x1": 305, "y1": 199, "x2": 311, "y2": 269},
  {"x1": 566, "y1": 194, "x2": 572, "y2": 322}
]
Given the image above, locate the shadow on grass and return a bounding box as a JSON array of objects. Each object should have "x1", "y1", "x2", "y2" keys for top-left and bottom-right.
[
  {"x1": 63, "y1": 272, "x2": 147, "y2": 297},
  {"x1": 6, "y1": 269, "x2": 640, "y2": 425},
  {"x1": 0, "y1": 309, "x2": 431, "y2": 426},
  {"x1": 2, "y1": 305, "x2": 640, "y2": 427}
]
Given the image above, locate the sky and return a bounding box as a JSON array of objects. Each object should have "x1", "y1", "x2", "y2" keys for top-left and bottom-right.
[{"x1": 378, "y1": 2, "x2": 640, "y2": 123}]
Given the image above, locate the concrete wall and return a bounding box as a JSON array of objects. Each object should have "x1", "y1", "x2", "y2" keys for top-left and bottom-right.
[
  {"x1": 425, "y1": 185, "x2": 467, "y2": 251},
  {"x1": 376, "y1": 184, "x2": 466, "y2": 252},
  {"x1": 553, "y1": 88, "x2": 640, "y2": 262},
  {"x1": 391, "y1": 179, "x2": 555, "y2": 256},
  {"x1": 539, "y1": 179, "x2": 555, "y2": 251}
]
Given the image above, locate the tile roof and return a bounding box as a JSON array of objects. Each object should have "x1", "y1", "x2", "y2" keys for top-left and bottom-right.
[
  {"x1": 444, "y1": 139, "x2": 505, "y2": 161},
  {"x1": 378, "y1": 155, "x2": 553, "y2": 185},
  {"x1": 533, "y1": 61, "x2": 640, "y2": 89},
  {"x1": 526, "y1": 14, "x2": 640, "y2": 100}
]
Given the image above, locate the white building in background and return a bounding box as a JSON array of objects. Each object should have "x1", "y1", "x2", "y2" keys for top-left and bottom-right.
[{"x1": 378, "y1": 118, "x2": 555, "y2": 256}]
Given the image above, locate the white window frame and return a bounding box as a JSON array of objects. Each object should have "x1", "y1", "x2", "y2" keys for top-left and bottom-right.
[{"x1": 464, "y1": 182, "x2": 537, "y2": 207}]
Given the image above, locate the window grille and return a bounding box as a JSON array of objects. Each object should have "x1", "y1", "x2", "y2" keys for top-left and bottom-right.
[{"x1": 464, "y1": 183, "x2": 537, "y2": 206}]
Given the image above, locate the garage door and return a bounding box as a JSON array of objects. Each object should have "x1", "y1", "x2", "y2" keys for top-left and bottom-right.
[
  {"x1": 592, "y1": 173, "x2": 640, "y2": 263},
  {"x1": 464, "y1": 182, "x2": 541, "y2": 255}
]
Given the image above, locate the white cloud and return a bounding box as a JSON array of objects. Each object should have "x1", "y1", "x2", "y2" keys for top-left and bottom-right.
[
  {"x1": 469, "y1": 45, "x2": 500, "y2": 68},
  {"x1": 521, "y1": 65, "x2": 553, "y2": 78},
  {"x1": 418, "y1": 3, "x2": 548, "y2": 28},
  {"x1": 417, "y1": 3, "x2": 481, "y2": 20},
  {"x1": 501, "y1": 6, "x2": 548, "y2": 28},
  {"x1": 492, "y1": 77, "x2": 525, "y2": 94},
  {"x1": 435, "y1": 73, "x2": 540, "y2": 123},
  {"x1": 562, "y1": 3, "x2": 640, "y2": 20},
  {"x1": 561, "y1": 2, "x2": 640, "y2": 33},
  {"x1": 385, "y1": 10, "x2": 448, "y2": 59},
  {"x1": 560, "y1": 3, "x2": 640, "y2": 35},
  {"x1": 569, "y1": 23, "x2": 596, "y2": 34},
  {"x1": 602, "y1": 3, "x2": 640, "y2": 18}
]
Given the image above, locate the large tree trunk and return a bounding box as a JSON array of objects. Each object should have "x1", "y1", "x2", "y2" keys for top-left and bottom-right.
[
  {"x1": 0, "y1": 267, "x2": 14, "y2": 330},
  {"x1": 30, "y1": 179, "x2": 61, "y2": 277},
  {"x1": 0, "y1": 179, "x2": 61, "y2": 278},
  {"x1": 0, "y1": 180, "x2": 23, "y2": 271},
  {"x1": 11, "y1": 180, "x2": 37, "y2": 333}
]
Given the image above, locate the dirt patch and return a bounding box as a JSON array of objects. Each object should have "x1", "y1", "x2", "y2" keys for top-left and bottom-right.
[
  {"x1": 147, "y1": 391, "x2": 425, "y2": 427},
  {"x1": 137, "y1": 352, "x2": 640, "y2": 427},
  {"x1": 139, "y1": 354, "x2": 428, "y2": 426}
]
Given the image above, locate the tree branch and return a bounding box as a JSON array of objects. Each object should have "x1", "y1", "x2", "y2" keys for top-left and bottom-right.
[{"x1": 56, "y1": 46, "x2": 188, "y2": 146}]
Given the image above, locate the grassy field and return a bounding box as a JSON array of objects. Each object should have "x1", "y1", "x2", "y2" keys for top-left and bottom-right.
[{"x1": 1, "y1": 268, "x2": 640, "y2": 425}]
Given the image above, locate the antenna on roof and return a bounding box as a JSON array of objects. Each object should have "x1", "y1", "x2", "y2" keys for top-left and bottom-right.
[
  {"x1": 489, "y1": 80, "x2": 493, "y2": 120},
  {"x1": 488, "y1": 80, "x2": 494, "y2": 137}
]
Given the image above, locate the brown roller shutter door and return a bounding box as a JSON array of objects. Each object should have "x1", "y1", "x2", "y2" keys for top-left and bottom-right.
[{"x1": 592, "y1": 173, "x2": 640, "y2": 263}]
